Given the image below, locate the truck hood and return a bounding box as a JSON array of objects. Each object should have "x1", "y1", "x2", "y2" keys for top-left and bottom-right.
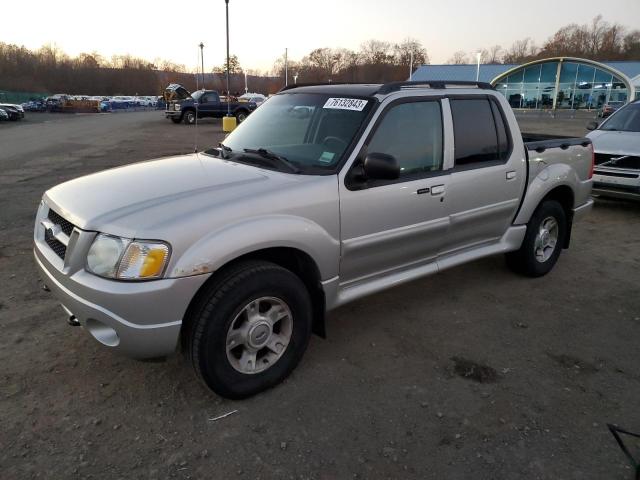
[
  {"x1": 164, "y1": 83, "x2": 191, "y2": 101},
  {"x1": 586, "y1": 129, "x2": 640, "y2": 156},
  {"x1": 44, "y1": 153, "x2": 303, "y2": 238}
]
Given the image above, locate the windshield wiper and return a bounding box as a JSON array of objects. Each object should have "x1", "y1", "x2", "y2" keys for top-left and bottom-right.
[
  {"x1": 218, "y1": 142, "x2": 232, "y2": 159},
  {"x1": 242, "y1": 148, "x2": 301, "y2": 173}
]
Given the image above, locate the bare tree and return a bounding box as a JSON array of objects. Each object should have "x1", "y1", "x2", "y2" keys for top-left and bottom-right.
[
  {"x1": 486, "y1": 45, "x2": 503, "y2": 64},
  {"x1": 359, "y1": 39, "x2": 394, "y2": 64},
  {"x1": 502, "y1": 38, "x2": 537, "y2": 64},
  {"x1": 393, "y1": 38, "x2": 429, "y2": 66},
  {"x1": 447, "y1": 51, "x2": 469, "y2": 64}
]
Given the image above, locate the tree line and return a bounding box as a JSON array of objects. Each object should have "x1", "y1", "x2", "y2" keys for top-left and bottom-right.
[
  {"x1": 1, "y1": 15, "x2": 638, "y2": 97},
  {"x1": 447, "y1": 15, "x2": 640, "y2": 65}
]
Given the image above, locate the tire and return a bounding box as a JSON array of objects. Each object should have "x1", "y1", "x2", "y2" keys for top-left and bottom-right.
[
  {"x1": 170, "y1": 116, "x2": 182, "y2": 124},
  {"x1": 235, "y1": 110, "x2": 248, "y2": 123},
  {"x1": 506, "y1": 200, "x2": 567, "y2": 277},
  {"x1": 183, "y1": 110, "x2": 196, "y2": 125},
  {"x1": 187, "y1": 261, "x2": 313, "y2": 399}
]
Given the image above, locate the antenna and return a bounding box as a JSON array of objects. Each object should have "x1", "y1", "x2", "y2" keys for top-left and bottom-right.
[{"x1": 192, "y1": 45, "x2": 204, "y2": 153}]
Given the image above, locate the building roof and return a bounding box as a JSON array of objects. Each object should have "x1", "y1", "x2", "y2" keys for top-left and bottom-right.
[
  {"x1": 411, "y1": 60, "x2": 640, "y2": 85},
  {"x1": 411, "y1": 64, "x2": 516, "y2": 83}
]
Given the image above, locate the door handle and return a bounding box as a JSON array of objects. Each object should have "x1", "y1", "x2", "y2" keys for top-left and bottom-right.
[
  {"x1": 417, "y1": 187, "x2": 430, "y2": 195},
  {"x1": 430, "y1": 184, "x2": 445, "y2": 195},
  {"x1": 506, "y1": 171, "x2": 516, "y2": 180}
]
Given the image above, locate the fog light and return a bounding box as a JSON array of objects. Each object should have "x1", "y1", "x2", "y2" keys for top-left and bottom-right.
[{"x1": 85, "y1": 319, "x2": 120, "y2": 347}]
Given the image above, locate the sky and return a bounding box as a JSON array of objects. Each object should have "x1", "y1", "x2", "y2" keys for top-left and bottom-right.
[{"x1": 2, "y1": 0, "x2": 640, "y2": 73}]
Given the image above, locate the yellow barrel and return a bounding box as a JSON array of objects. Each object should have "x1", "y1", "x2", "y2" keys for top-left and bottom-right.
[{"x1": 222, "y1": 115, "x2": 237, "y2": 133}]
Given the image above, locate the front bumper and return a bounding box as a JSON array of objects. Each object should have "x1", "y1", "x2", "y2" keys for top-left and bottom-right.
[
  {"x1": 593, "y1": 184, "x2": 640, "y2": 201},
  {"x1": 34, "y1": 242, "x2": 211, "y2": 359},
  {"x1": 165, "y1": 109, "x2": 182, "y2": 119}
]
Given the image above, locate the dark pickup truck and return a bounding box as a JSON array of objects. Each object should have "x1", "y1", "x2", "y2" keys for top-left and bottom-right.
[{"x1": 164, "y1": 84, "x2": 257, "y2": 125}]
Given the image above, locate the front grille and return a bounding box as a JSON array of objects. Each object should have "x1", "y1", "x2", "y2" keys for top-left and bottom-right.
[
  {"x1": 44, "y1": 208, "x2": 77, "y2": 260},
  {"x1": 595, "y1": 153, "x2": 640, "y2": 170},
  {"x1": 45, "y1": 228, "x2": 67, "y2": 259},
  {"x1": 48, "y1": 209, "x2": 75, "y2": 236},
  {"x1": 594, "y1": 169, "x2": 639, "y2": 179}
]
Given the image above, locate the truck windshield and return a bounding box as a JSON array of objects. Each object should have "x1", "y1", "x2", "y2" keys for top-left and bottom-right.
[
  {"x1": 600, "y1": 103, "x2": 640, "y2": 132},
  {"x1": 216, "y1": 93, "x2": 375, "y2": 174}
]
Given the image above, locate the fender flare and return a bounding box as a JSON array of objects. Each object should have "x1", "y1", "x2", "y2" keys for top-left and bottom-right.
[
  {"x1": 513, "y1": 163, "x2": 577, "y2": 225},
  {"x1": 168, "y1": 214, "x2": 340, "y2": 280}
]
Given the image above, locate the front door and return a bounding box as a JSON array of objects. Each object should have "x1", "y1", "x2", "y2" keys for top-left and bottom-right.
[{"x1": 339, "y1": 99, "x2": 451, "y2": 286}]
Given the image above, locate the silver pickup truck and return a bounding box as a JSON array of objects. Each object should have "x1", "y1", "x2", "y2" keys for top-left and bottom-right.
[{"x1": 34, "y1": 81, "x2": 594, "y2": 398}]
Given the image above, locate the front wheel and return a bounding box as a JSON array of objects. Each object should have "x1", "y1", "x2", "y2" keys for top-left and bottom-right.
[
  {"x1": 183, "y1": 110, "x2": 196, "y2": 125},
  {"x1": 505, "y1": 200, "x2": 567, "y2": 277},
  {"x1": 187, "y1": 261, "x2": 312, "y2": 399}
]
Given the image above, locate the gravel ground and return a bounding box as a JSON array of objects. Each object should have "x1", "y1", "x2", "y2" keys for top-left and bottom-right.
[{"x1": 1, "y1": 111, "x2": 639, "y2": 479}]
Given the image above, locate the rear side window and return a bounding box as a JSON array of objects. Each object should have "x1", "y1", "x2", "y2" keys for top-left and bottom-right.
[
  {"x1": 367, "y1": 101, "x2": 443, "y2": 177},
  {"x1": 451, "y1": 98, "x2": 510, "y2": 166}
]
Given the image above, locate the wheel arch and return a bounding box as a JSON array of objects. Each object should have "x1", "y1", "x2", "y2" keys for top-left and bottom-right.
[
  {"x1": 180, "y1": 246, "x2": 327, "y2": 353},
  {"x1": 516, "y1": 182, "x2": 575, "y2": 248}
]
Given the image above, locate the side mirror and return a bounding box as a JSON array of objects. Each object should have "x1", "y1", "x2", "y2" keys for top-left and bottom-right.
[
  {"x1": 363, "y1": 152, "x2": 400, "y2": 180},
  {"x1": 586, "y1": 121, "x2": 598, "y2": 131}
]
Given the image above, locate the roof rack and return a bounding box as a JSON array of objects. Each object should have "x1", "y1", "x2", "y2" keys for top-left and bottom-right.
[
  {"x1": 278, "y1": 82, "x2": 363, "y2": 92},
  {"x1": 376, "y1": 80, "x2": 495, "y2": 94}
]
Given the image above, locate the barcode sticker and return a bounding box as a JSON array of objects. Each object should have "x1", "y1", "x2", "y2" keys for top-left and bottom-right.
[{"x1": 323, "y1": 98, "x2": 368, "y2": 111}]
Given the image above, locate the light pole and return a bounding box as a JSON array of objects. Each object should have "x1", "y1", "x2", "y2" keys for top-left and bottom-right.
[
  {"x1": 222, "y1": 0, "x2": 235, "y2": 132},
  {"x1": 294, "y1": 73, "x2": 298, "y2": 84},
  {"x1": 225, "y1": 0, "x2": 230, "y2": 115},
  {"x1": 244, "y1": 71, "x2": 248, "y2": 94},
  {"x1": 409, "y1": 51, "x2": 414, "y2": 80},
  {"x1": 284, "y1": 48, "x2": 288, "y2": 86},
  {"x1": 475, "y1": 51, "x2": 482, "y2": 82},
  {"x1": 199, "y1": 42, "x2": 205, "y2": 89}
]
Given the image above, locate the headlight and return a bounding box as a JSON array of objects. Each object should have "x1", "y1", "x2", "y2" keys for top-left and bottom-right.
[
  {"x1": 174, "y1": 103, "x2": 181, "y2": 111},
  {"x1": 86, "y1": 234, "x2": 170, "y2": 280}
]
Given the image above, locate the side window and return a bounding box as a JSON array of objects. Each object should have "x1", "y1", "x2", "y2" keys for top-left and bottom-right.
[
  {"x1": 450, "y1": 98, "x2": 505, "y2": 166},
  {"x1": 490, "y1": 100, "x2": 511, "y2": 161},
  {"x1": 202, "y1": 94, "x2": 217, "y2": 103},
  {"x1": 367, "y1": 101, "x2": 443, "y2": 177}
]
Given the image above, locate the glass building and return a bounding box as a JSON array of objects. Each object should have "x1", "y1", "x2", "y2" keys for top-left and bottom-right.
[{"x1": 493, "y1": 57, "x2": 632, "y2": 110}]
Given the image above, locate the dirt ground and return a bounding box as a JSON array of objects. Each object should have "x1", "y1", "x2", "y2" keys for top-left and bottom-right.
[{"x1": 1, "y1": 111, "x2": 639, "y2": 479}]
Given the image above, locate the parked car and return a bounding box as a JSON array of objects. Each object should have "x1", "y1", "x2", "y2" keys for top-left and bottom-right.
[
  {"x1": 109, "y1": 96, "x2": 132, "y2": 109},
  {"x1": 164, "y1": 84, "x2": 257, "y2": 124},
  {"x1": 598, "y1": 100, "x2": 625, "y2": 118},
  {"x1": 23, "y1": 100, "x2": 46, "y2": 112},
  {"x1": 239, "y1": 93, "x2": 266, "y2": 106},
  {"x1": 587, "y1": 99, "x2": 640, "y2": 200},
  {"x1": 0, "y1": 103, "x2": 25, "y2": 120},
  {"x1": 35, "y1": 81, "x2": 593, "y2": 398},
  {"x1": 0, "y1": 108, "x2": 9, "y2": 121}
]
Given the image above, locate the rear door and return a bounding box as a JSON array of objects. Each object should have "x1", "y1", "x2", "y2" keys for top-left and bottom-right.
[
  {"x1": 338, "y1": 98, "x2": 451, "y2": 286},
  {"x1": 440, "y1": 95, "x2": 526, "y2": 256}
]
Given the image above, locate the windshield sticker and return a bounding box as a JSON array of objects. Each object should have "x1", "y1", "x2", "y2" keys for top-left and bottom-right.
[
  {"x1": 323, "y1": 98, "x2": 368, "y2": 111},
  {"x1": 318, "y1": 151, "x2": 336, "y2": 163}
]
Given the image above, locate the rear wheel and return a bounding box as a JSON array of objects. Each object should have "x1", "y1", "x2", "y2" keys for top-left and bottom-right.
[
  {"x1": 235, "y1": 110, "x2": 248, "y2": 123},
  {"x1": 506, "y1": 200, "x2": 567, "y2": 277},
  {"x1": 187, "y1": 261, "x2": 312, "y2": 399}
]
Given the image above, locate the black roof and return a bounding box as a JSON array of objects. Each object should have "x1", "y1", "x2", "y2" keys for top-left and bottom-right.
[{"x1": 279, "y1": 83, "x2": 382, "y2": 97}]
